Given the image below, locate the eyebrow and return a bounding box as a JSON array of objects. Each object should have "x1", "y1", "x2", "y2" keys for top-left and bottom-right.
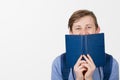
[
  {"x1": 73, "y1": 25, "x2": 81, "y2": 28},
  {"x1": 86, "y1": 24, "x2": 93, "y2": 26}
]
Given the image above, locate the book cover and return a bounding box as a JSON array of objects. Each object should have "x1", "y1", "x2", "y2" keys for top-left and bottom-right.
[{"x1": 65, "y1": 33, "x2": 106, "y2": 68}]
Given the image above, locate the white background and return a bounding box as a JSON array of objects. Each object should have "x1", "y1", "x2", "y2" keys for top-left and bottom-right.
[{"x1": 0, "y1": 0, "x2": 119, "y2": 80}]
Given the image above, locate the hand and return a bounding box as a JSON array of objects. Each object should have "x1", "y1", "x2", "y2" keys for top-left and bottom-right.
[
  {"x1": 82, "y1": 54, "x2": 96, "y2": 80},
  {"x1": 74, "y1": 55, "x2": 87, "y2": 80},
  {"x1": 74, "y1": 54, "x2": 96, "y2": 80}
]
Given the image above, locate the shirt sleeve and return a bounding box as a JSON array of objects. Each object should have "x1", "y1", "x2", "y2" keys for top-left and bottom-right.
[
  {"x1": 51, "y1": 55, "x2": 63, "y2": 80},
  {"x1": 109, "y1": 58, "x2": 119, "y2": 80}
]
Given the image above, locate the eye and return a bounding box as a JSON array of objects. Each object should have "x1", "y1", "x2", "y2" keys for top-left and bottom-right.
[
  {"x1": 88, "y1": 26, "x2": 91, "y2": 28},
  {"x1": 75, "y1": 27, "x2": 81, "y2": 30},
  {"x1": 87, "y1": 26, "x2": 92, "y2": 29},
  {"x1": 76, "y1": 28, "x2": 80, "y2": 29}
]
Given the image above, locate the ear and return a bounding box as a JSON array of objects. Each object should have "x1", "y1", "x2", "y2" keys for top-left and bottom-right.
[{"x1": 96, "y1": 26, "x2": 100, "y2": 33}]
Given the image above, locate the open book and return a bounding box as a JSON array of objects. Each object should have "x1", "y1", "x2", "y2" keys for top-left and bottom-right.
[{"x1": 65, "y1": 33, "x2": 106, "y2": 68}]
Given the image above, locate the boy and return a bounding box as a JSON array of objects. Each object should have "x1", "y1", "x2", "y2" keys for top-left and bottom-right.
[{"x1": 51, "y1": 9, "x2": 119, "y2": 80}]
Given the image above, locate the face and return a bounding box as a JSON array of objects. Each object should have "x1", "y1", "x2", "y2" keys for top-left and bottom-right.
[{"x1": 70, "y1": 16, "x2": 100, "y2": 35}]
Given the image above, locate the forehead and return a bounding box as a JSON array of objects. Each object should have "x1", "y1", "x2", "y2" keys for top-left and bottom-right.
[{"x1": 74, "y1": 16, "x2": 95, "y2": 25}]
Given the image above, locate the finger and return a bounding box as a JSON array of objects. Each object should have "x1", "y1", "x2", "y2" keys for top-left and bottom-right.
[
  {"x1": 74, "y1": 65, "x2": 88, "y2": 77},
  {"x1": 83, "y1": 55, "x2": 91, "y2": 65},
  {"x1": 81, "y1": 63, "x2": 89, "y2": 69},
  {"x1": 87, "y1": 54, "x2": 96, "y2": 68},
  {"x1": 80, "y1": 68, "x2": 87, "y2": 72},
  {"x1": 87, "y1": 54, "x2": 94, "y2": 64},
  {"x1": 74, "y1": 60, "x2": 86, "y2": 68},
  {"x1": 77, "y1": 55, "x2": 83, "y2": 62},
  {"x1": 74, "y1": 65, "x2": 85, "y2": 71},
  {"x1": 74, "y1": 55, "x2": 83, "y2": 67},
  {"x1": 78, "y1": 65, "x2": 87, "y2": 71},
  {"x1": 80, "y1": 60, "x2": 87, "y2": 65},
  {"x1": 82, "y1": 63, "x2": 96, "y2": 72}
]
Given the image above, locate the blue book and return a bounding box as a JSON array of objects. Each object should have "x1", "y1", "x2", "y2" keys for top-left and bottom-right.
[{"x1": 65, "y1": 33, "x2": 106, "y2": 68}]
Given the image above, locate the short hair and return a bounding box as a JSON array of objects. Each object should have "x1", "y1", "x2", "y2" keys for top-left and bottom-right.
[{"x1": 68, "y1": 10, "x2": 98, "y2": 31}]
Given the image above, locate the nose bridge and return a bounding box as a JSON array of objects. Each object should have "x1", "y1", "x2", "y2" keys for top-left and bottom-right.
[{"x1": 80, "y1": 28, "x2": 87, "y2": 35}]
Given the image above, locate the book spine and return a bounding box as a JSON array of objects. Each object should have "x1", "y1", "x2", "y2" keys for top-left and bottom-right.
[
  {"x1": 82, "y1": 36, "x2": 85, "y2": 54},
  {"x1": 84, "y1": 35, "x2": 88, "y2": 54}
]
